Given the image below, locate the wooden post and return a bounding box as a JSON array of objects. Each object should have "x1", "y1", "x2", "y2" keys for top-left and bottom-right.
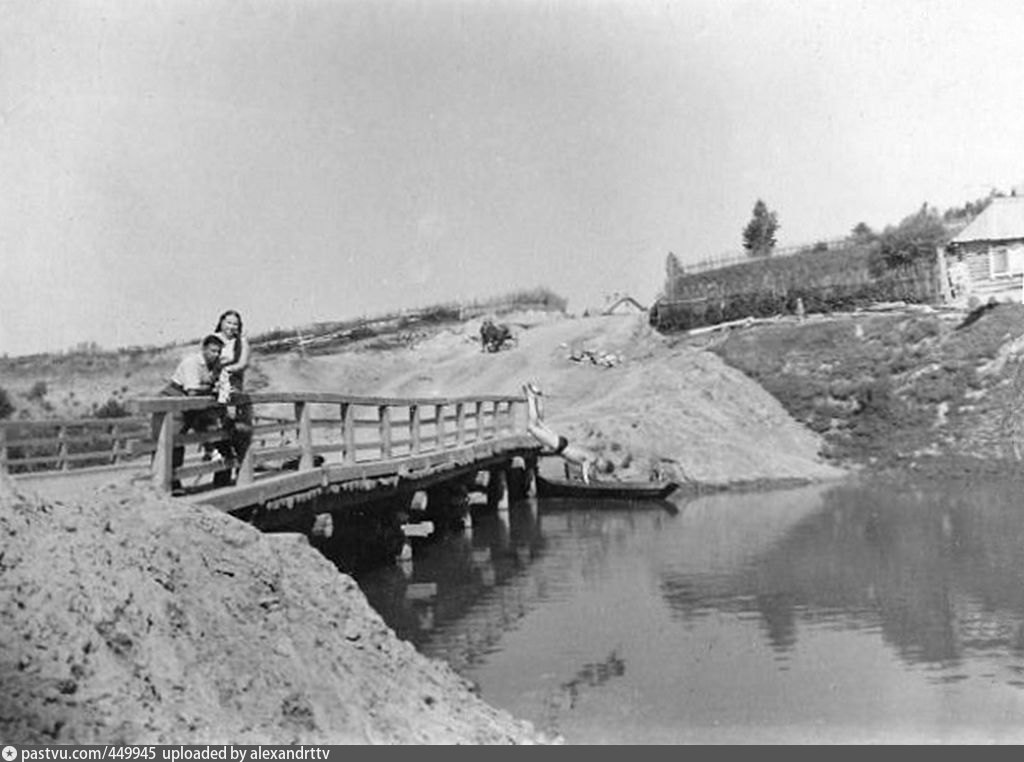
[
  {"x1": 152, "y1": 411, "x2": 175, "y2": 493},
  {"x1": 379, "y1": 404, "x2": 392, "y2": 459},
  {"x1": 488, "y1": 467, "x2": 509, "y2": 511},
  {"x1": 409, "y1": 404, "x2": 421, "y2": 454},
  {"x1": 108, "y1": 423, "x2": 119, "y2": 465},
  {"x1": 435, "y1": 403, "x2": 445, "y2": 449},
  {"x1": 57, "y1": 424, "x2": 68, "y2": 471},
  {"x1": 295, "y1": 401, "x2": 313, "y2": 470},
  {"x1": 341, "y1": 403, "x2": 356, "y2": 464},
  {"x1": 0, "y1": 424, "x2": 7, "y2": 475},
  {"x1": 456, "y1": 402, "x2": 466, "y2": 446},
  {"x1": 525, "y1": 455, "x2": 537, "y2": 497},
  {"x1": 475, "y1": 401, "x2": 484, "y2": 441},
  {"x1": 236, "y1": 443, "x2": 255, "y2": 485}
]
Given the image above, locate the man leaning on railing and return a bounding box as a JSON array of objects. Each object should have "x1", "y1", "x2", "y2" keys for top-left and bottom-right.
[{"x1": 159, "y1": 333, "x2": 234, "y2": 492}]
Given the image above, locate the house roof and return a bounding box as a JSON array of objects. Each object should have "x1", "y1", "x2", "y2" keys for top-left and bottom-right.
[
  {"x1": 602, "y1": 296, "x2": 646, "y2": 315},
  {"x1": 950, "y1": 196, "x2": 1024, "y2": 244}
]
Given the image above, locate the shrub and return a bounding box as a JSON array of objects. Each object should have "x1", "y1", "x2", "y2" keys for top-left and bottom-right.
[
  {"x1": 27, "y1": 380, "x2": 48, "y2": 400},
  {"x1": 94, "y1": 398, "x2": 131, "y2": 419},
  {"x1": 0, "y1": 386, "x2": 13, "y2": 420}
]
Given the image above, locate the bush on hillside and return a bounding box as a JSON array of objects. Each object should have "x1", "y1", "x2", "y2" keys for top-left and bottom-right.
[
  {"x1": 94, "y1": 398, "x2": 131, "y2": 419},
  {"x1": 26, "y1": 380, "x2": 48, "y2": 401},
  {"x1": 870, "y1": 204, "x2": 950, "y2": 274},
  {"x1": 0, "y1": 387, "x2": 14, "y2": 420}
]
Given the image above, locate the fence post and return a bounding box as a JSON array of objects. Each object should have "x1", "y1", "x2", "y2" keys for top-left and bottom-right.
[
  {"x1": 341, "y1": 403, "x2": 356, "y2": 464},
  {"x1": 295, "y1": 401, "x2": 313, "y2": 470},
  {"x1": 456, "y1": 402, "x2": 466, "y2": 446},
  {"x1": 236, "y1": 441, "x2": 255, "y2": 486},
  {"x1": 108, "y1": 423, "x2": 119, "y2": 465},
  {"x1": 475, "y1": 401, "x2": 484, "y2": 440},
  {"x1": 0, "y1": 424, "x2": 7, "y2": 475},
  {"x1": 378, "y1": 405, "x2": 392, "y2": 459},
  {"x1": 409, "y1": 404, "x2": 421, "y2": 454},
  {"x1": 57, "y1": 424, "x2": 68, "y2": 471},
  {"x1": 435, "y1": 403, "x2": 445, "y2": 449},
  {"x1": 152, "y1": 412, "x2": 176, "y2": 493}
]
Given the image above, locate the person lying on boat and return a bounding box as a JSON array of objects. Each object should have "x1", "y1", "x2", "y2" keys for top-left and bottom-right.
[{"x1": 523, "y1": 382, "x2": 607, "y2": 484}]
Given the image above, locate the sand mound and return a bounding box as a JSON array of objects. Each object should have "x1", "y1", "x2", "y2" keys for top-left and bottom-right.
[
  {"x1": 255, "y1": 314, "x2": 845, "y2": 487},
  {"x1": 0, "y1": 475, "x2": 550, "y2": 744}
]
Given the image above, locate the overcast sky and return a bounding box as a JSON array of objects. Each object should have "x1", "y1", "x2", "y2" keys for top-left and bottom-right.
[{"x1": 3, "y1": 0, "x2": 1024, "y2": 356}]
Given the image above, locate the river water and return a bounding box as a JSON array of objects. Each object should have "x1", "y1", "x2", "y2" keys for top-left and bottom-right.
[{"x1": 356, "y1": 476, "x2": 1024, "y2": 743}]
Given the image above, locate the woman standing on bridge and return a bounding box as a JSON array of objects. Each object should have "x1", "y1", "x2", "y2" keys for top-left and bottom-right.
[
  {"x1": 212, "y1": 309, "x2": 251, "y2": 405},
  {"x1": 212, "y1": 310, "x2": 254, "y2": 478}
]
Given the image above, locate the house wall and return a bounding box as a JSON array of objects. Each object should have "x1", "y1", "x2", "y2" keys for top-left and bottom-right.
[{"x1": 949, "y1": 240, "x2": 1024, "y2": 306}]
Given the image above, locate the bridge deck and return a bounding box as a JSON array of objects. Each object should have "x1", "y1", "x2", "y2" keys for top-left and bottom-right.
[{"x1": 190, "y1": 434, "x2": 539, "y2": 513}]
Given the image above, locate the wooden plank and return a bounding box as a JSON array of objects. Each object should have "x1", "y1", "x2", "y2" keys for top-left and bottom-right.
[
  {"x1": 456, "y1": 402, "x2": 466, "y2": 446},
  {"x1": 243, "y1": 391, "x2": 526, "y2": 406},
  {"x1": 2, "y1": 431, "x2": 145, "y2": 448},
  {"x1": 177, "y1": 430, "x2": 234, "y2": 447},
  {"x1": 342, "y1": 402, "x2": 356, "y2": 465},
  {"x1": 434, "y1": 403, "x2": 445, "y2": 450},
  {"x1": 409, "y1": 404, "x2": 421, "y2": 454},
  {"x1": 379, "y1": 405, "x2": 392, "y2": 459},
  {"x1": 57, "y1": 424, "x2": 68, "y2": 471},
  {"x1": 153, "y1": 411, "x2": 175, "y2": 492},
  {"x1": 295, "y1": 401, "x2": 314, "y2": 470},
  {"x1": 175, "y1": 457, "x2": 238, "y2": 481},
  {"x1": 0, "y1": 417, "x2": 148, "y2": 432},
  {"x1": 195, "y1": 469, "x2": 326, "y2": 513}
]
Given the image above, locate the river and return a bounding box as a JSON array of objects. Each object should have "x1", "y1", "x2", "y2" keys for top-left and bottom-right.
[{"x1": 356, "y1": 476, "x2": 1024, "y2": 743}]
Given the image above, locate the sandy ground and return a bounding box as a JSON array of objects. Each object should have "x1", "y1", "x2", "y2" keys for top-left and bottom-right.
[
  {"x1": 0, "y1": 474, "x2": 552, "y2": 744},
  {"x1": 255, "y1": 312, "x2": 847, "y2": 487},
  {"x1": 0, "y1": 312, "x2": 846, "y2": 745}
]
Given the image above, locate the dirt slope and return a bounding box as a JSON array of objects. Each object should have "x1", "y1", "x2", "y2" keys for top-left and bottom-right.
[
  {"x1": 0, "y1": 475, "x2": 551, "y2": 744},
  {"x1": 255, "y1": 313, "x2": 846, "y2": 487}
]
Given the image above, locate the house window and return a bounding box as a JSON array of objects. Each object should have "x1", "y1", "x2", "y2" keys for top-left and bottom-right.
[{"x1": 991, "y1": 246, "x2": 1010, "y2": 277}]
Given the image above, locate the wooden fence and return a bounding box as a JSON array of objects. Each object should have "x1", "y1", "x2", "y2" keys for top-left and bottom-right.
[{"x1": 0, "y1": 417, "x2": 151, "y2": 475}]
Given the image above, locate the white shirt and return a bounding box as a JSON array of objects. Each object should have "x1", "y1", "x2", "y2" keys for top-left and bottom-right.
[{"x1": 170, "y1": 352, "x2": 217, "y2": 393}]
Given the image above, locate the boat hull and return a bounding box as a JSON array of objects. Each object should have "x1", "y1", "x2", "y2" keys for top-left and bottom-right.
[{"x1": 535, "y1": 475, "x2": 679, "y2": 501}]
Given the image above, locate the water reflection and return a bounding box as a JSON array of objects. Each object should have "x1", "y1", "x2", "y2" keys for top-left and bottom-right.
[{"x1": 357, "y1": 478, "x2": 1024, "y2": 742}]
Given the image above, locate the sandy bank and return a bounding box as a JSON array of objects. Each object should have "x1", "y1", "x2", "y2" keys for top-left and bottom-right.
[{"x1": 0, "y1": 475, "x2": 552, "y2": 744}]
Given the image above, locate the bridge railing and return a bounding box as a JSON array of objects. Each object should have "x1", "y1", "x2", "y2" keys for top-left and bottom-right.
[
  {"x1": 0, "y1": 417, "x2": 151, "y2": 475},
  {"x1": 130, "y1": 391, "x2": 529, "y2": 494}
]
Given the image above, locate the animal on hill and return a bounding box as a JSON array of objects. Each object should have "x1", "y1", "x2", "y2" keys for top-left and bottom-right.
[{"x1": 480, "y1": 319, "x2": 515, "y2": 352}]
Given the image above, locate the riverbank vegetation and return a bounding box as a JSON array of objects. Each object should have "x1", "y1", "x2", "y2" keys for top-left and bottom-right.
[{"x1": 705, "y1": 302, "x2": 1024, "y2": 470}]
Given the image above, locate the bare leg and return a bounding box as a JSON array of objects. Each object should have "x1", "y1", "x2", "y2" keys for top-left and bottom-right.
[{"x1": 523, "y1": 383, "x2": 595, "y2": 483}]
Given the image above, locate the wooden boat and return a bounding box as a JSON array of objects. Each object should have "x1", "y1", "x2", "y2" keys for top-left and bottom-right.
[{"x1": 536, "y1": 474, "x2": 679, "y2": 501}]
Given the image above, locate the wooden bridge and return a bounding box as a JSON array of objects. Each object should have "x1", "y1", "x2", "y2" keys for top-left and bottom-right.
[{"x1": 2, "y1": 391, "x2": 543, "y2": 520}]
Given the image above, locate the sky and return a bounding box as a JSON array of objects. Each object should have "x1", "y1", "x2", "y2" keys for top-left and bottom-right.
[{"x1": 4, "y1": 0, "x2": 1024, "y2": 357}]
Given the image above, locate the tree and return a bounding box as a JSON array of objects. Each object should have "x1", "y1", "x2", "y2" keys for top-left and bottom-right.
[
  {"x1": 0, "y1": 386, "x2": 14, "y2": 420},
  {"x1": 870, "y1": 203, "x2": 949, "y2": 274},
  {"x1": 742, "y1": 199, "x2": 779, "y2": 258},
  {"x1": 664, "y1": 252, "x2": 684, "y2": 298},
  {"x1": 851, "y1": 221, "x2": 875, "y2": 243}
]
